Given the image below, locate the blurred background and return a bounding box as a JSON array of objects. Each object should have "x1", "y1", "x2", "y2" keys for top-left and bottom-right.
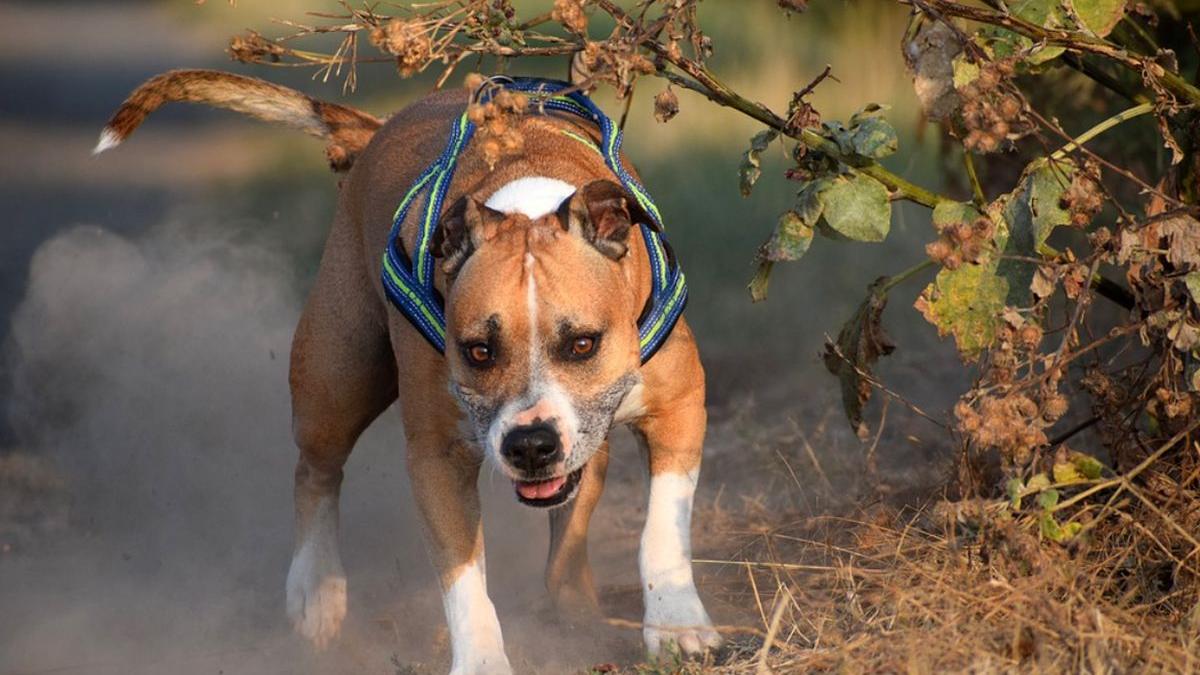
[{"x1": 0, "y1": 1, "x2": 967, "y2": 673}]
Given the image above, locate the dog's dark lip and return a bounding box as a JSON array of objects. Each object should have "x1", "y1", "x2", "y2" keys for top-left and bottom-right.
[{"x1": 513, "y1": 467, "x2": 583, "y2": 508}]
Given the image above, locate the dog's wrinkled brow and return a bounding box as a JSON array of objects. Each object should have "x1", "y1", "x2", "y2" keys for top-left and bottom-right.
[
  {"x1": 461, "y1": 313, "x2": 502, "y2": 344},
  {"x1": 556, "y1": 318, "x2": 603, "y2": 338}
]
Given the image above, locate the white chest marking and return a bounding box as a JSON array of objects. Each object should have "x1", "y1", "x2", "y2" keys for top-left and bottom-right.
[
  {"x1": 613, "y1": 382, "x2": 647, "y2": 423},
  {"x1": 485, "y1": 176, "x2": 576, "y2": 219}
]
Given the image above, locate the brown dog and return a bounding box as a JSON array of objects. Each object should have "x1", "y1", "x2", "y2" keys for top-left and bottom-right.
[{"x1": 98, "y1": 70, "x2": 719, "y2": 673}]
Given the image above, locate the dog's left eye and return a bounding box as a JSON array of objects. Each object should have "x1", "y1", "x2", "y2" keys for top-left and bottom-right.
[
  {"x1": 572, "y1": 337, "x2": 595, "y2": 355},
  {"x1": 561, "y1": 334, "x2": 601, "y2": 361},
  {"x1": 463, "y1": 342, "x2": 496, "y2": 367}
]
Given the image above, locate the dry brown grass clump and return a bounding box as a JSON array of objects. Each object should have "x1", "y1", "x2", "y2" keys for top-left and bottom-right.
[
  {"x1": 656, "y1": 491, "x2": 1198, "y2": 674},
  {"x1": 608, "y1": 396, "x2": 1200, "y2": 673}
]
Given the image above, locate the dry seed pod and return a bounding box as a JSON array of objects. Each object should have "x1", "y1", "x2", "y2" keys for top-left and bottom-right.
[{"x1": 654, "y1": 88, "x2": 679, "y2": 123}]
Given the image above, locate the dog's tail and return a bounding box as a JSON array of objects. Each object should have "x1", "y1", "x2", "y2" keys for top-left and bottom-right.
[{"x1": 94, "y1": 69, "x2": 383, "y2": 171}]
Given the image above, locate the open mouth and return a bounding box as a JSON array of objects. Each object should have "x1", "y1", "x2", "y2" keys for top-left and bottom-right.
[{"x1": 513, "y1": 467, "x2": 584, "y2": 508}]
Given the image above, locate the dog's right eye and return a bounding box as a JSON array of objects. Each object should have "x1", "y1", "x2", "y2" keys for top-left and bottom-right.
[{"x1": 463, "y1": 342, "x2": 495, "y2": 367}]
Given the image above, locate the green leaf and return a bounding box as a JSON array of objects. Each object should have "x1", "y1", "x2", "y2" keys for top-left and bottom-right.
[
  {"x1": 1039, "y1": 513, "x2": 1061, "y2": 540},
  {"x1": 1071, "y1": 452, "x2": 1105, "y2": 480},
  {"x1": 1068, "y1": 0, "x2": 1127, "y2": 36},
  {"x1": 739, "y1": 129, "x2": 778, "y2": 198},
  {"x1": 794, "y1": 177, "x2": 830, "y2": 225},
  {"x1": 1053, "y1": 461, "x2": 1085, "y2": 484},
  {"x1": 1027, "y1": 473, "x2": 1052, "y2": 491},
  {"x1": 824, "y1": 278, "x2": 897, "y2": 439},
  {"x1": 1038, "y1": 487, "x2": 1060, "y2": 510},
  {"x1": 933, "y1": 200, "x2": 984, "y2": 229},
  {"x1": 748, "y1": 261, "x2": 774, "y2": 303},
  {"x1": 1185, "y1": 271, "x2": 1200, "y2": 304},
  {"x1": 847, "y1": 104, "x2": 899, "y2": 160},
  {"x1": 750, "y1": 171, "x2": 890, "y2": 302},
  {"x1": 1010, "y1": 0, "x2": 1066, "y2": 26},
  {"x1": 761, "y1": 210, "x2": 815, "y2": 262},
  {"x1": 817, "y1": 174, "x2": 892, "y2": 242},
  {"x1": 749, "y1": 210, "x2": 815, "y2": 302},
  {"x1": 1039, "y1": 513, "x2": 1082, "y2": 542},
  {"x1": 824, "y1": 105, "x2": 898, "y2": 160},
  {"x1": 995, "y1": 159, "x2": 1075, "y2": 307},
  {"x1": 1026, "y1": 44, "x2": 1068, "y2": 66},
  {"x1": 977, "y1": 0, "x2": 1071, "y2": 62},
  {"x1": 1019, "y1": 160, "x2": 1075, "y2": 242},
  {"x1": 951, "y1": 54, "x2": 981, "y2": 90},
  {"x1": 1007, "y1": 477, "x2": 1025, "y2": 509},
  {"x1": 916, "y1": 262, "x2": 1008, "y2": 361}
]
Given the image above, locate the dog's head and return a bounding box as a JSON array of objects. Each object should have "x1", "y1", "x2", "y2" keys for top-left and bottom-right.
[{"x1": 436, "y1": 178, "x2": 646, "y2": 508}]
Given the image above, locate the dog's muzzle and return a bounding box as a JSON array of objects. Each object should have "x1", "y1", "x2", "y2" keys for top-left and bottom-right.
[{"x1": 501, "y1": 423, "x2": 581, "y2": 507}]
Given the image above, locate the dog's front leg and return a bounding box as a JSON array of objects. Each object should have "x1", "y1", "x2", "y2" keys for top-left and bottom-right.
[
  {"x1": 407, "y1": 436, "x2": 512, "y2": 675},
  {"x1": 634, "y1": 390, "x2": 722, "y2": 658},
  {"x1": 545, "y1": 441, "x2": 609, "y2": 617}
]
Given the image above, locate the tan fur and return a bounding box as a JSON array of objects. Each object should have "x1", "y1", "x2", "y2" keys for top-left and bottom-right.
[
  {"x1": 100, "y1": 74, "x2": 712, "y2": 665},
  {"x1": 96, "y1": 69, "x2": 382, "y2": 170},
  {"x1": 546, "y1": 441, "x2": 610, "y2": 615}
]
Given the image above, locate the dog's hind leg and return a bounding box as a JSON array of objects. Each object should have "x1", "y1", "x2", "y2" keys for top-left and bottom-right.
[
  {"x1": 286, "y1": 204, "x2": 397, "y2": 649},
  {"x1": 545, "y1": 441, "x2": 609, "y2": 618}
]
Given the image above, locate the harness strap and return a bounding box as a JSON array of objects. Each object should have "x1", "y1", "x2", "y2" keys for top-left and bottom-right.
[{"x1": 381, "y1": 77, "x2": 687, "y2": 363}]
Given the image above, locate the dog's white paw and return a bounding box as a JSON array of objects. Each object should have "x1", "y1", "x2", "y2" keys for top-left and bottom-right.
[
  {"x1": 643, "y1": 585, "x2": 722, "y2": 658},
  {"x1": 444, "y1": 561, "x2": 512, "y2": 675},
  {"x1": 286, "y1": 544, "x2": 347, "y2": 649}
]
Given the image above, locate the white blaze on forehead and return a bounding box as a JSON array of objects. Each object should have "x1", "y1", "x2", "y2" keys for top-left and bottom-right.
[
  {"x1": 481, "y1": 238, "x2": 581, "y2": 470},
  {"x1": 640, "y1": 469, "x2": 721, "y2": 655},
  {"x1": 526, "y1": 251, "x2": 539, "y2": 363},
  {"x1": 443, "y1": 559, "x2": 511, "y2": 674},
  {"x1": 485, "y1": 176, "x2": 576, "y2": 219}
]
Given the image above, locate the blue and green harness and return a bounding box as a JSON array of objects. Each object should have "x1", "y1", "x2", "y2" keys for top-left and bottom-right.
[{"x1": 380, "y1": 77, "x2": 687, "y2": 364}]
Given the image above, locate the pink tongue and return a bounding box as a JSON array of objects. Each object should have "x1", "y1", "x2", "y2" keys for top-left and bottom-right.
[{"x1": 515, "y1": 475, "x2": 567, "y2": 500}]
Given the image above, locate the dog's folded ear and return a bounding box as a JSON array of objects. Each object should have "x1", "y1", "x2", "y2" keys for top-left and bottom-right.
[
  {"x1": 557, "y1": 180, "x2": 652, "y2": 260},
  {"x1": 433, "y1": 196, "x2": 507, "y2": 276}
]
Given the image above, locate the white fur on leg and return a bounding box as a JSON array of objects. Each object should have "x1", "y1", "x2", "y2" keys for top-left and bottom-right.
[
  {"x1": 639, "y1": 470, "x2": 721, "y2": 657},
  {"x1": 286, "y1": 496, "x2": 347, "y2": 649},
  {"x1": 443, "y1": 558, "x2": 512, "y2": 675}
]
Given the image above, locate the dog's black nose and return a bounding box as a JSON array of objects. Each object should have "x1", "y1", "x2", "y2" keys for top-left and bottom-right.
[{"x1": 501, "y1": 424, "x2": 562, "y2": 472}]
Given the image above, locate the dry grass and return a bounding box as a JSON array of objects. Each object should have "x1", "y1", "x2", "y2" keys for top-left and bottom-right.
[
  {"x1": 489, "y1": 382, "x2": 1197, "y2": 675},
  {"x1": 684, "y1": 502, "x2": 1199, "y2": 674},
  {"x1": 616, "y1": 405, "x2": 1200, "y2": 675}
]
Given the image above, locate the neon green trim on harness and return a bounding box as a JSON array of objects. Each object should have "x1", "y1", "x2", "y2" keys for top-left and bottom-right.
[
  {"x1": 639, "y1": 273, "x2": 686, "y2": 349},
  {"x1": 382, "y1": 252, "x2": 446, "y2": 340}
]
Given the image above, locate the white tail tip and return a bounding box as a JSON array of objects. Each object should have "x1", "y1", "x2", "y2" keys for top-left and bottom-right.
[{"x1": 92, "y1": 127, "x2": 121, "y2": 155}]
